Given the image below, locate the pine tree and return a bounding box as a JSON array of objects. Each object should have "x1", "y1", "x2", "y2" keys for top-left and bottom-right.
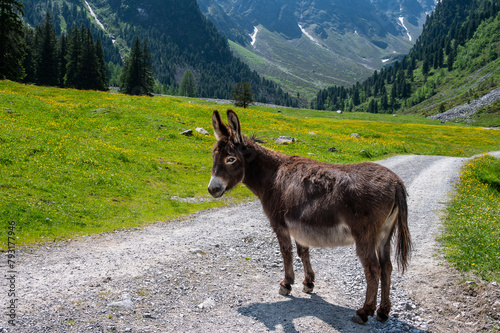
[
  {"x1": 390, "y1": 83, "x2": 397, "y2": 107},
  {"x1": 120, "y1": 37, "x2": 154, "y2": 95},
  {"x1": 232, "y1": 82, "x2": 254, "y2": 108},
  {"x1": 58, "y1": 32, "x2": 67, "y2": 87},
  {"x1": 22, "y1": 25, "x2": 36, "y2": 83},
  {"x1": 380, "y1": 88, "x2": 389, "y2": 111},
  {"x1": 140, "y1": 40, "x2": 154, "y2": 95},
  {"x1": 447, "y1": 51, "x2": 454, "y2": 71},
  {"x1": 352, "y1": 88, "x2": 360, "y2": 106},
  {"x1": 64, "y1": 25, "x2": 82, "y2": 88},
  {"x1": 367, "y1": 98, "x2": 378, "y2": 113},
  {"x1": 0, "y1": 0, "x2": 25, "y2": 80},
  {"x1": 95, "y1": 38, "x2": 108, "y2": 90},
  {"x1": 79, "y1": 27, "x2": 98, "y2": 90},
  {"x1": 422, "y1": 58, "x2": 430, "y2": 77},
  {"x1": 179, "y1": 69, "x2": 196, "y2": 97},
  {"x1": 36, "y1": 12, "x2": 59, "y2": 86}
]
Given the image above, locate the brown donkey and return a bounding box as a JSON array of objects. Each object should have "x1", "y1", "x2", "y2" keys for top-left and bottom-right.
[{"x1": 208, "y1": 110, "x2": 411, "y2": 324}]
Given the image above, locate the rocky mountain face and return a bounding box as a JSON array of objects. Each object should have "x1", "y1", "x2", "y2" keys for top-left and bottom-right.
[{"x1": 198, "y1": 0, "x2": 436, "y2": 98}]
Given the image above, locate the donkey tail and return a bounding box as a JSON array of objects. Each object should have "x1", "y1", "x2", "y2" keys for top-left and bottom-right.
[{"x1": 395, "y1": 181, "x2": 412, "y2": 274}]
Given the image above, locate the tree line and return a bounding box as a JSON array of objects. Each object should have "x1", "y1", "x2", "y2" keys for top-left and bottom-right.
[
  {"x1": 19, "y1": 12, "x2": 108, "y2": 90},
  {"x1": 312, "y1": 0, "x2": 500, "y2": 113}
]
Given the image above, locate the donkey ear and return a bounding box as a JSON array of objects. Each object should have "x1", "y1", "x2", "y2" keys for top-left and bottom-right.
[
  {"x1": 212, "y1": 110, "x2": 230, "y2": 141},
  {"x1": 227, "y1": 109, "x2": 242, "y2": 144}
]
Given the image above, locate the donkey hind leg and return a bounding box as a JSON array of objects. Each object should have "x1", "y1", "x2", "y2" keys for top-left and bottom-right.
[
  {"x1": 376, "y1": 239, "x2": 393, "y2": 322},
  {"x1": 352, "y1": 247, "x2": 381, "y2": 324},
  {"x1": 296, "y1": 242, "x2": 315, "y2": 293},
  {"x1": 275, "y1": 226, "x2": 295, "y2": 296}
]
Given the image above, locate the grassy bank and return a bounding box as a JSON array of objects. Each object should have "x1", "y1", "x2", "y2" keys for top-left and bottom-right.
[
  {"x1": 1, "y1": 81, "x2": 500, "y2": 249},
  {"x1": 440, "y1": 154, "x2": 500, "y2": 282}
]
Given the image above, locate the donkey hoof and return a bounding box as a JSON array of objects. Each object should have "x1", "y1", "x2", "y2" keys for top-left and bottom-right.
[
  {"x1": 351, "y1": 314, "x2": 367, "y2": 325},
  {"x1": 302, "y1": 283, "x2": 314, "y2": 293},
  {"x1": 279, "y1": 284, "x2": 292, "y2": 296},
  {"x1": 376, "y1": 313, "x2": 389, "y2": 322}
]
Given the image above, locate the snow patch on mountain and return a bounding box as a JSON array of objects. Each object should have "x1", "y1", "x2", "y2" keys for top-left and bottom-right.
[
  {"x1": 250, "y1": 26, "x2": 258, "y2": 46},
  {"x1": 398, "y1": 17, "x2": 412, "y2": 41},
  {"x1": 298, "y1": 24, "x2": 322, "y2": 47}
]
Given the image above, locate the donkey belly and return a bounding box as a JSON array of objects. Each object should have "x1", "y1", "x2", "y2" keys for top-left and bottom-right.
[{"x1": 286, "y1": 219, "x2": 355, "y2": 248}]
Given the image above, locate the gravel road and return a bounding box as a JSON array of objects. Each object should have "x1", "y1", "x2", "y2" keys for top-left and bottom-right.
[{"x1": 2, "y1": 153, "x2": 500, "y2": 333}]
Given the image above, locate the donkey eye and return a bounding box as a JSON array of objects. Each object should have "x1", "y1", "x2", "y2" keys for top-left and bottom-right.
[{"x1": 226, "y1": 157, "x2": 236, "y2": 164}]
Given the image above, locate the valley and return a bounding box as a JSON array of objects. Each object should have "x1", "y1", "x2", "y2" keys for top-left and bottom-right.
[{"x1": 198, "y1": 0, "x2": 434, "y2": 100}]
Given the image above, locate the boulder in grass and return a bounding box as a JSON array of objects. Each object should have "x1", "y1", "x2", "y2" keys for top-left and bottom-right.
[
  {"x1": 180, "y1": 129, "x2": 193, "y2": 136},
  {"x1": 275, "y1": 136, "x2": 296, "y2": 145},
  {"x1": 196, "y1": 127, "x2": 209, "y2": 135}
]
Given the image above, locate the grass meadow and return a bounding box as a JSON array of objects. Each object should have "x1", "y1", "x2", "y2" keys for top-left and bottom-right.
[
  {"x1": 1, "y1": 80, "x2": 500, "y2": 250},
  {"x1": 440, "y1": 154, "x2": 500, "y2": 282}
]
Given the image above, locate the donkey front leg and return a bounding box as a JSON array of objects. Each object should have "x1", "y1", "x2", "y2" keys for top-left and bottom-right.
[
  {"x1": 274, "y1": 226, "x2": 295, "y2": 296},
  {"x1": 296, "y1": 242, "x2": 315, "y2": 293}
]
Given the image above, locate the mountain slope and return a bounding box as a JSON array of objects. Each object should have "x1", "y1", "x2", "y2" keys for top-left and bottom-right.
[
  {"x1": 197, "y1": 0, "x2": 435, "y2": 100},
  {"x1": 313, "y1": 0, "x2": 500, "y2": 127},
  {"x1": 20, "y1": 0, "x2": 298, "y2": 106}
]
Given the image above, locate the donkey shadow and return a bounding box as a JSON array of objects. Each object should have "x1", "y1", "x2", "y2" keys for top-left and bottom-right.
[{"x1": 237, "y1": 293, "x2": 425, "y2": 333}]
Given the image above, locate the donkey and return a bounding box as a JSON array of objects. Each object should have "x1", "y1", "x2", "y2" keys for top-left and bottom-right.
[{"x1": 208, "y1": 110, "x2": 411, "y2": 324}]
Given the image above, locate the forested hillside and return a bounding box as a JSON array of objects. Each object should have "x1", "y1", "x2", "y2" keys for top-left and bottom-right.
[
  {"x1": 20, "y1": 0, "x2": 298, "y2": 106},
  {"x1": 313, "y1": 0, "x2": 500, "y2": 124}
]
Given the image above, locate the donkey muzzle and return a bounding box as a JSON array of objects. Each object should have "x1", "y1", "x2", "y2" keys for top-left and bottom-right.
[{"x1": 208, "y1": 176, "x2": 226, "y2": 198}]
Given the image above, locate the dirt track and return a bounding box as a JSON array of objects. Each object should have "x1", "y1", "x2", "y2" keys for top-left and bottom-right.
[{"x1": 2, "y1": 153, "x2": 500, "y2": 332}]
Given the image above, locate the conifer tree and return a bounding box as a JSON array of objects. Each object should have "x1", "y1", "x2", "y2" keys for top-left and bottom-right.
[
  {"x1": 64, "y1": 25, "x2": 82, "y2": 88},
  {"x1": 367, "y1": 98, "x2": 378, "y2": 113},
  {"x1": 58, "y1": 33, "x2": 67, "y2": 87},
  {"x1": 36, "y1": 12, "x2": 59, "y2": 86},
  {"x1": 79, "y1": 27, "x2": 99, "y2": 90},
  {"x1": 95, "y1": 38, "x2": 108, "y2": 90},
  {"x1": 140, "y1": 40, "x2": 154, "y2": 95},
  {"x1": 352, "y1": 88, "x2": 360, "y2": 106},
  {"x1": 120, "y1": 37, "x2": 142, "y2": 95},
  {"x1": 0, "y1": 0, "x2": 25, "y2": 80},
  {"x1": 22, "y1": 25, "x2": 36, "y2": 83},
  {"x1": 447, "y1": 51, "x2": 454, "y2": 71},
  {"x1": 380, "y1": 88, "x2": 388, "y2": 111},
  {"x1": 232, "y1": 82, "x2": 254, "y2": 108},
  {"x1": 179, "y1": 69, "x2": 196, "y2": 97},
  {"x1": 120, "y1": 37, "x2": 154, "y2": 95}
]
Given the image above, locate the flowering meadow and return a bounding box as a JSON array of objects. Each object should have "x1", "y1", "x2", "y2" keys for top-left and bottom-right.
[
  {"x1": 441, "y1": 154, "x2": 500, "y2": 282},
  {"x1": 1, "y1": 80, "x2": 500, "y2": 249}
]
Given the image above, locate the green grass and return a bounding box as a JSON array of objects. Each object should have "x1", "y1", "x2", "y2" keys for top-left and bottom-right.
[
  {"x1": 1, "y1": 80, "x2": 500, "y2": 249},
  {"x1": 440, "y1": 154, "x2": 500, "y2": 282}
]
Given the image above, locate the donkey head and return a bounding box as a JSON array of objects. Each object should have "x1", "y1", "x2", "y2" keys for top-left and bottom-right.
[{"x1": 208, "y1": 110, "x2": 246, "y2": 198}]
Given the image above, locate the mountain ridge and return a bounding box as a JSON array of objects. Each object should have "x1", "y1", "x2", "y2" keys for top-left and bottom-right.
[{"x1": 197, "y1": 0, "x2": 436, "y2": 100}]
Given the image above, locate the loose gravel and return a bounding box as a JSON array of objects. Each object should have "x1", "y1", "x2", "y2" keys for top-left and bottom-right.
[{"x1": 2, "y1": 153, "x2": 500, "y2": 332}]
